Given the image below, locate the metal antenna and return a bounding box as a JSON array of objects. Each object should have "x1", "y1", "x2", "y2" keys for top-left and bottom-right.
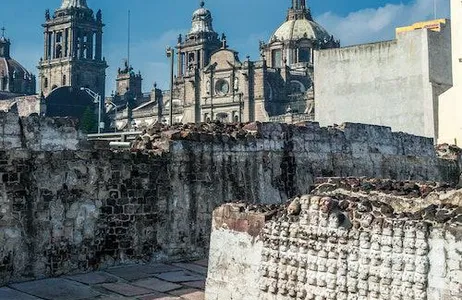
[
  {"x1": 127, "y1": 10, "x2": 131, "y2": 68},
  {"x1": 0, "y1": 26, "x2": 5, "y2": 38}
]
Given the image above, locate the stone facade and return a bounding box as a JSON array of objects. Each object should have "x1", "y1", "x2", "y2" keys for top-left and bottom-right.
[
  {"x1": 0, "y1": 115, "x2": 460, "y2": 285},
  {"x1": 206, "y1": 179, "x2": 462, "y2": 300},
  {"x1": 439, "y1": 0, "x2": 462, "y2": 146},
  {"x1": 111, "y1": 0, "x2": 338, "y2": 128},
  {"x1": 315, "y1": 19, "x2": 452, "y2": 140}
]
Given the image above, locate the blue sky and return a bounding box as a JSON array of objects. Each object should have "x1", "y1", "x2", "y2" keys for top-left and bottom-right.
[{"x1": 0, "y1": 0, "x2": 450, "y2": 94}]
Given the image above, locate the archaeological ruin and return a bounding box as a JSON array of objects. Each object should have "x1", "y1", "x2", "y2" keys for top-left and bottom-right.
[
  {"x1": 0, "y1": 112, "x2": 460, "y2": 294},
  {"x1": 206, "y1": 178, "x2": 462, "y2": 299}
]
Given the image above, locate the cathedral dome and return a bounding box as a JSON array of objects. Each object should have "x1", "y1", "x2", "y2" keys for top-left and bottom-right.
[
  {"x1": 0, "y1": 57, "x2": 34, "y2": 80},
  {"x1": 0, "y1": 34, "x2": 36, "y2": 95},
  {"x1": 270, "y1": 18, "x2": 331, "y2": 43}
]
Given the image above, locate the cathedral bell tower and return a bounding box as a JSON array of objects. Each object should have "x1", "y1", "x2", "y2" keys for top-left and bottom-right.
[
  {"x1": 176, "y1": 1, "x2": 221, "y2": 78},
  {"x1": 38, "y1": 0, "x2": 107, "y2": 97}
]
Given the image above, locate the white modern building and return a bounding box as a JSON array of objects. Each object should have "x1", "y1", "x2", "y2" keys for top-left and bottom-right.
[
  {"x1": 315, "y1": 19, "x2": 452, "y2": 140},
  {"x1": 439, "y1": 0, "x2": 462, "y2": 146}
]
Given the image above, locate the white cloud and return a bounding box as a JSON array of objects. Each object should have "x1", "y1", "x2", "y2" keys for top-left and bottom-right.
[{"x1": 316, "y1": 0, "x2": 450, "y2": 46}]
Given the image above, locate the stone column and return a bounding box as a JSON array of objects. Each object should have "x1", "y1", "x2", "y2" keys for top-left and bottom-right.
[
  {"x1": 79, "y1": 32, "x2": 85, "y2": 59},
  {"x1": 87, "y1": 32, "x2": 93, "y2": 59},
  {"x1": 51, "y1": 31, "x2": 56, "y2": 59},
  {"x1": 199, "y1": 49, "x2": 203, "y2": 69},
  {"x1": 178, "y1": 51, "x2": 183, "y2": 77},
  {"x1": 43, "y1": 31, "x2": 48, "y2": 60},
  {"x1": 70, "y1": 28, "x2": 76, "y2": 58},
  {"x1": 95, "y1": 30, "x2": 102, "y2": 61},
  {"x1": 63, "y1": 29, "x2": 68, "y2": 57}
]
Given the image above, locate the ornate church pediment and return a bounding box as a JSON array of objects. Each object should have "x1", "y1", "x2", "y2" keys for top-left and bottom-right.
[{"x1": 209, "y1": 49, "x2": 240, "y2": 70}]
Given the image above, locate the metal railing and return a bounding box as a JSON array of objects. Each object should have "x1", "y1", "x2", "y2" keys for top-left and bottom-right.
[
  {"x1": 87, "y1": 131, "x2": 143, "y2": 142},
  {"x1": 269, "y1": 113, "x2": 314, "y2": 124}
]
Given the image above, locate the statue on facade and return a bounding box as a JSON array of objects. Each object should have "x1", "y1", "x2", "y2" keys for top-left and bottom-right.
[{"x1": 96, "y1": 9, "x2": 102, "y2": 22}]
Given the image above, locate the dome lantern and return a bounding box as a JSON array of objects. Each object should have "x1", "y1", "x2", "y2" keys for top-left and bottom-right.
[
  {"x1": 189, "y1": 0, "x2": 216, "y2": 35},
  {"x1": 59, "y1": 0, "x2": 89, "y2": 10},
  {"x1": 0, "y1": 27, "x2": 11, "y2": 58},
  {"x1": 262, "y1": 0, "x2": 340, "y2": 69}
]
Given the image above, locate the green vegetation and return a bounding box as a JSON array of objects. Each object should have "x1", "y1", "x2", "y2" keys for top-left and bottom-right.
[{"x1": 80, "y1": 106, "x2": 97, "y2": 133}]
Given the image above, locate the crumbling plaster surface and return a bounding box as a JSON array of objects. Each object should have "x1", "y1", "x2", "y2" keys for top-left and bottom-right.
[{"x1": 206, "y1": 228, "x2": 263, "y2": 300}]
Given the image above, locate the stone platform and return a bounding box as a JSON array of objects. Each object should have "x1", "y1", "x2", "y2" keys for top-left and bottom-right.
[{"x1": 0, "y1": 260, "x2": 207, "y2": 300}]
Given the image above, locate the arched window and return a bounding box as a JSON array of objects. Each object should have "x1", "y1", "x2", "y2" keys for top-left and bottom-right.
[
  {"x1": 51, "y1": 84, "x2": 58, "y2": 90},
  {"x1": 290, "y1": 80, "x2": 306, "y2": 94},
  {"x1": 55, "y1": 44, "x2": 62, "y2": 58},
  {"x1": 62, "y1": 75, "x2": 67, "y2": 86},
  {"x1": 188, "y1": 53, "x2": 195, "y2": 63},
  {"x1": 44, "y1": 78, "x2": 49, "y2": 89},
  {"x1": 299, "y1": 48, "x2": 311, "y2": 63},
  {"x1": 272, "y1": 49, "x2": 282, "y2": 68},
  {"x1": 216, "y1": 112, "x2": 229, "y2": 123}
]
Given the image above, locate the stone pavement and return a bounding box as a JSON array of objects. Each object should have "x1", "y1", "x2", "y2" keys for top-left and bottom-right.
[{"x1": 0, "y1": 260, "x2": 208, "y2": 300}]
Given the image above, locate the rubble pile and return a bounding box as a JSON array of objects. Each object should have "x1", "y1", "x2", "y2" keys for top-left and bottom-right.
[
  {"x1": 131, "y1": 121, "x2": 262, "y2": 152},
  {"x1": 436, "y1": 143, "x2": 462, "y2": 160},
  {"x1": 313, "y1": 177, "x2": 454, "y2": 198},
  {"x1": 274, "y1": 194, "x2": 462, "y2": 226}
]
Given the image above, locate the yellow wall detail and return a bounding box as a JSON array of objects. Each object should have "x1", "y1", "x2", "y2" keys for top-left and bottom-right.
[{"x1": 396, "y1": 19, "x2": 447, "y2": 35}]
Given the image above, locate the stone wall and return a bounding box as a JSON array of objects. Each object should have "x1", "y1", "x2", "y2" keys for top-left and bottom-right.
[
  {"x1": 0, "y1": 150, "x2": 172, "y2": 285},
  {"x1": 206, "y1": 178, "x2": 462, "y2": 300},
  {"x1": 315, "y1": 22, "x2": 452, "y2": 140},
  {"x1": 0, "y1": 112, "x2": 87, "y2": 151},
  {"x1": 0, "y1": 116, "x2": 461, "y2": 285},
  {"x1": 0, "y1": 95, "x2": 41, "y2": 117}
]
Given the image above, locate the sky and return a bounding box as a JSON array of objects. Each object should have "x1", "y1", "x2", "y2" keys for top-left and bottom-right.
[{"x1": 0, "y1": 0, "x2": 450, "y2": 94}]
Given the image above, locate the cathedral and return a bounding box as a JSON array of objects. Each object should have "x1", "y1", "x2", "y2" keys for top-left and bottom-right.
[
  {"x1": 0, "y1": 0, "x2": 339, "y2": 128},
  {"x1": 114, "y1": 0, "x2": 339, "y2": 129}
]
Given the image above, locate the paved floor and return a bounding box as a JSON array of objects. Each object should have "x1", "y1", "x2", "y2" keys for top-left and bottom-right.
[{"x1": 0, "y1": 260, "x2": 208, "y2": 300}]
